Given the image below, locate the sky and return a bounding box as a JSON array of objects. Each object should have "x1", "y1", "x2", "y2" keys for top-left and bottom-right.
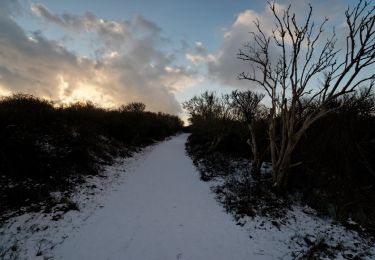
[{"x1": 0, "y1": 0, "x2": 364, "y2": 121}]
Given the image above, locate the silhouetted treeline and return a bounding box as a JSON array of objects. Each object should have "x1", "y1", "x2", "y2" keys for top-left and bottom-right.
[
  {"x1": 184, "y1": 90, "x2": 375, "y2": 234},
  {"x1": 0, "y1": 94, "x2": 183, "y2": 215}
]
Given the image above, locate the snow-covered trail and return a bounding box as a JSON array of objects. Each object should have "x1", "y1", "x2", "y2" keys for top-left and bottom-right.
[{"x1": 53, "y1": 134, "x2": 257, "y2": 260}]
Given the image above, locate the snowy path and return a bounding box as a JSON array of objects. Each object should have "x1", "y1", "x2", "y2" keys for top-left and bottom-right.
[{"x1": 53, "y1": 134, "x2": 257, "y2": 260}]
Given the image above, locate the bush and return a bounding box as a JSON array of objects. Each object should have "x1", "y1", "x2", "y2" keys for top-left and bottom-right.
[
  {"x1": 0, "y1": 94, "x2": 183, "y2": 215},
  {"x1": 185, "y1": 90, "x2": 375, "y2": 234},
  {"x1": 290, "y1": 94, "x2": 375, "y2": 233}
]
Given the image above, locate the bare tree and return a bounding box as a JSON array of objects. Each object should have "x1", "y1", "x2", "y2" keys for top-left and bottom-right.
[
  {"x1": 183, "y1": 91, "x2": 225, "y2": 122},
  {"x1": 226, "y1": 90, "x2": 265, "y2": 178},
  {"x1": 120, "y1": 102, "x2": 146, "y2": 113},
  {"x1": 183, "y1": 91, "x2": 233, "y2": 150},
  {"x1": 238, "y1": 0, "x2": 375, "y2": 188}
]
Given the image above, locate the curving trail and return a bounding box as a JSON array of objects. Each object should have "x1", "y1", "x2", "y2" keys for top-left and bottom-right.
[{"x1": 53, "y1": 134, "x2": 258, "y2": 260}]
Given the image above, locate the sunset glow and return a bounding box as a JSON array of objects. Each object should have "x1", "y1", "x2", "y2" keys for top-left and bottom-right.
[{"x1": 57, "y1": 75, "x2": 116, "y2": 108}]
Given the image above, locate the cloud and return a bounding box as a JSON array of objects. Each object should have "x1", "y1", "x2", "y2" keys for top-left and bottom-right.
[
  {"x1": 0, "y1": 2, "x2": 198, "y2": 114},
  {"x1": 206, "y1": 7, "x2": 270, "y2": 88},
  {"x1": 185, "y1": 53, "x2": 205, "y2": 63},
  {"x1": 206, "y1": 1, "x2": 348, "y2": 89},
  {"x1": 31, "y1": 3, "x2": 131, "y2": 50},
  {"x1": 185, "y1": 41, "x2": 210, "y2": 64},
  {"x1": 0, "y1": 0, "x2": 21, "y2": 17},
  {"x1": 0, "y1": 13, "x2": 86, "y2": 98}
]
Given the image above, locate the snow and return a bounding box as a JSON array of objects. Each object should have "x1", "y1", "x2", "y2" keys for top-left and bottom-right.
[
  {"x1": 1, "y1": 134, "x2": 374, "y2": 259},
  {"x1": 0, "y1": 145, "x2": 153, "y2": 260},
  {"x1": 240, "y1": 205, "x2": 375, "y2": 259},
  {"x1": 52, "y1": 134, "x2": 259, "y2": 260}
]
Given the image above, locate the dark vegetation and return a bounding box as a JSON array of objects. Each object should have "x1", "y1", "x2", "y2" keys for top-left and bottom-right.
[
  {"x1": 186, "y1": 90, "x2": 375, "y2": 234},
  {"x1": 184, "y1": 90, "x2": 288, "y2": 219},
  {"x1": 0, "y1": 94, "x2": 183, "y2": 220},
  {"x1": 292, "y1": 96, "x2": 375, "y2": 229},
  {"x1": 185, "y1": 91, "x2": 375, "y2": 234},
  {"x1": 184, "y1": 0, "x2": 375, "y2": 238}
]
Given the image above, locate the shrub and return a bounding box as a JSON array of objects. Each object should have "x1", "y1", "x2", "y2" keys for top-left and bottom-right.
[{"x1": 0, "y1": 94, "x2": 183, "y2": 215}]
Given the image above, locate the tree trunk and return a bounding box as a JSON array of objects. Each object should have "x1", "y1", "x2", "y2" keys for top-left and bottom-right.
[
  {"x1": 248, "y1": 123, "x2": 262, "y2": 179},
  {"x1": 274, "y1": 148, "x2": 293, "y2": 189},
  {"x1": 251, "y1": 158, "x2": 262, "y2": 180},
  {"x1": 269, "y1": 118, "x2": 277, "y2": 177},
  {"x1": 272, "y1": 126, "x2": 305, "y2": 189}
]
